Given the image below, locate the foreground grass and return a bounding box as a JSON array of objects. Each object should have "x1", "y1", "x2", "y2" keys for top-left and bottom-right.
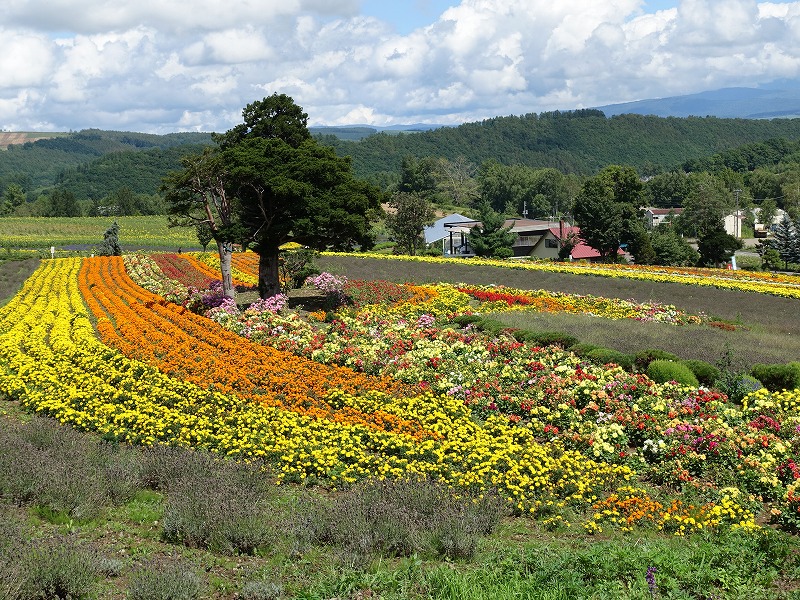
[{"x1": 1, "y1": 409, "x2": 799, "y2": 600}]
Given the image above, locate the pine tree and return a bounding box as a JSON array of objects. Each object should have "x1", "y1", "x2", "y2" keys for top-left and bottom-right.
[
  {"x1": 771, "y1": 214, "x2": 795, "y2": 270},
  {"x1": 792, "y1": 215, "x2": 800, "y2": 266},
  {"x1": 469, "y1": 203, "x2": 516, "y2": 258}
]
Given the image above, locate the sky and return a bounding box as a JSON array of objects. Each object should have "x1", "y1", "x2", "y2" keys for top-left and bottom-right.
[{"x1": 1, "y1": 0, "x2": 800, "y2": 133}]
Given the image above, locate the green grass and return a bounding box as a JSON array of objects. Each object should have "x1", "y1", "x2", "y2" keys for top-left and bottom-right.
[{"x1": 0, "y1": 215, "x2": 200, "y2": 250}]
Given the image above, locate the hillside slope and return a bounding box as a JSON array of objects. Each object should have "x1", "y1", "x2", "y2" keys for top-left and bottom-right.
[{"x1": 319, "y1": 110, "x2": 800, "y2": 178}]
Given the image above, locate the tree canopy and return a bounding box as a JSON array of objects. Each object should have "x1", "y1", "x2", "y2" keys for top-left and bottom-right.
[
  {"x1": 226, "y1": 136, "x2": 382, "y2": 297},
  {"x1": 384, "y1": 192, "x2": 436, "y2": 256},
  {"x1": 572, "y1": 165, "x2": 643, "y2": 261},
  {"x1": 469, "y1": 203, "x2": 515, "y2": 258}
]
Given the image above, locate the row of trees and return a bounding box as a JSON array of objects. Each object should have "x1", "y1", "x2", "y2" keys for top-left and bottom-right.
[
  {"x1": 1, "y1": 184, "x2": 164, "y2": 218},
  {"x1": 162, "y1": 94, "x2": 382, "y2": 299},
  {"x1": 573, "y1": 165, "x2": 741, "y2": 267}
]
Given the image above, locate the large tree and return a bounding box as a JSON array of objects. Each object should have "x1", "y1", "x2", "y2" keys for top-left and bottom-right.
[
  {"x1": 697, "y1": 225, "x2": 742, "y2": 267},
  {"x1": 771, "y1": 214, "x2": 797, "y2": 270},
  {"x1": 161, "y1": 148, "x2": 240, "y2": 298},
  {"x1": 572, "y1": 165, "x2": 643, "y2": 262},
  {"x1": 677, "y1": 172, "x2": 732, "y2": 238},
  {"x1": 215, "y1": 93, "x2": 311, "y2": 150},
  {"x1": 225, "y1": 137, "x2": 382, "y2": 298},
  {"x1": 216, "y1": 94, "x2": 381, "y2": 298},
  {"x1": 385, "y1": 192, "x2": 435, "y2": 256}
]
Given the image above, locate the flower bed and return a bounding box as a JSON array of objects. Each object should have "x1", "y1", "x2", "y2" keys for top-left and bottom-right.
[
  {"x1": 9, "y1": 256, "x2": 800, "y2": 534},
  {"x1": 324, "y1": 252, "x2": 800, "y2": 299}
]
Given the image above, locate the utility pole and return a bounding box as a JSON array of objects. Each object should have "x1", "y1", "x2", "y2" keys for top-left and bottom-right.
[{"x1": 734, "y1": 189, "x2": 741, "y2": 238}]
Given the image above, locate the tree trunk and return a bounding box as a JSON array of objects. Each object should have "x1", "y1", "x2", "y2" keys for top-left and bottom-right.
[
  {"x1": 258, "y1": 250, "x2": 282, "y2": 299},
  {"x1": 216, "y1": 240, "x2": 235, "y2": 299}
]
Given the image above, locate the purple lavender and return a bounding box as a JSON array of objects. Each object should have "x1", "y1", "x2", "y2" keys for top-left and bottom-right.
[{"x1": 646, "y1": 566, "x2": 659, "y2": 598}]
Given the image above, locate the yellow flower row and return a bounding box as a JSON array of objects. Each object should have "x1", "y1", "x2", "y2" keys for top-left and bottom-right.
[
  {"x1": 0, "y1": 258, "x2": 631, "y2": 516},
  {"x1": 324, "y1": 252, "x2": 800, "y2": 299}
]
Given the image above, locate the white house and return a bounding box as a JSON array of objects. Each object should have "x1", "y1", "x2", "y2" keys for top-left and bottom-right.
[{"x1": 643, "y1": 207, "x2": 683, "y2": 229}]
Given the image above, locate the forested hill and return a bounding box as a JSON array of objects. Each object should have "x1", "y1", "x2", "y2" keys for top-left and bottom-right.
[
  {"x1": 317, "y1": 110, "x2": 800, "y2": 179},
  {"x1": 0, "y1": 129, "x2": 213, "y2": 194},
  {"x1": 7, "y1": 113, "x2": 800, "y2": 199}
]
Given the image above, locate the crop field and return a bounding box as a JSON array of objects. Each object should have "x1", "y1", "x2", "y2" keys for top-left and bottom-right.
[
  {"x1": 0, "y1": 215, "x2": 199, "y2": 251},
  {"x1": 1, "y1": 251, "x2": 800, "y2": 598}
]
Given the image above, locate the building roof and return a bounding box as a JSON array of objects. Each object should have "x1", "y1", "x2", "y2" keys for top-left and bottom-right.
[
  {"x1": 424, "y1": 213, "x2": 473, "y2": 244},
  {"x1": 545, "y1": 224, "x2": 622, "y2": 259},
  {"x1": 646, "y1": 207, "x2": 684, "y2": 215}
]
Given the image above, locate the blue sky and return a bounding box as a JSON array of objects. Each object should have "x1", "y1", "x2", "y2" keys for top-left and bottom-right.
[
  {"x1": 363, "y1": 0, "x2": 686, "y2": 34},
  {"x1": 1, "y1": 0, "x2": 799, "y2": 132}
]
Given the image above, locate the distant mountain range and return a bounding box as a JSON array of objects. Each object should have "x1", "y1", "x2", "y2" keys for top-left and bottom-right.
[
  {"x1": 595, "y1": 81, "x2": 800, "y2": 119},
  {"x1": 310, "y1": 81, "x2": 800, "y2": 140}
]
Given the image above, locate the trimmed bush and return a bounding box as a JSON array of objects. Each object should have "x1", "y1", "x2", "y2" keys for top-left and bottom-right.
[
  {"x1": 585, "y1": 348, "x2": 635, "y2": 371},
  {"x1": 474, "y1": 318, "x2": 507, "y2": 335},
  {"x1": 680, "y1": 359, "x2": 720, "y2": 387},
  {"x1": 525, "y1": 331, "x2": 579, "y2": 349},
  {"x1": 452, "y1": 314, "x2": 482, "y2": 327},
  {"x1": 751, "y1": 362, "x2": 800, "y2": 391},
  {"x1": 570, "y1": 342, "x2": 601, "y2": 357},
  {"x1": 647, "y1": 360, "x2": 699, "y2": 387},
  {"x1": 635, "y1": 348, "x2": 680, "y2": 372}
]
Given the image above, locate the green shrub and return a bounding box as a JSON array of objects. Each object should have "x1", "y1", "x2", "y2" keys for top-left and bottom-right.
[
  {"x1": 715, "y1": 372, "x2": 764, "y2": 403},
  {"x1": 127, "y1": 559, "x2": 202, "y2": 600},
  {"x1": 474, "y1": 318, "x2": 507, "y2": 335},
  {"x1": 680, "y1": 359, "x2": 720, "y2": 387},
  {"x1": 0, "y1": 416, "x2": 143, "y2": 522},
  {"x1": 17, "y1": 535, "x2": 100, "y2": 600},
  {"x1": 585, "y1": 348, "x2": 635, "y2": 371},
  {"x1": 238, "y1": 580, "x2": 284, "y2": 600},
  {"x1": 750, "y1": 362, "x2": 800, "y2": 391},
  {"x1": 647, "y1": 360, "x2": 700, "y2": 386},
  {"x1": 452, "y1": 314, "x2": 482, "y2": 327},
  {"x1": 525, "y1": 331, "x2": 579, "y2": 349},
  {"x1": 634, "y1": 348, "x2": 680, "y2": 372},
  {"x1": 570, "y1": 342, "x2": 601, "y2": 357}
]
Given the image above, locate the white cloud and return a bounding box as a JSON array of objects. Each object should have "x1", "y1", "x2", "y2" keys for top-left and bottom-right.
[
  {"x1": 2, "y1": 0, "x2": 800, "y2": 132},
  {"x1": 0, "y1": 30, "x2": 53, "y2": 88}
]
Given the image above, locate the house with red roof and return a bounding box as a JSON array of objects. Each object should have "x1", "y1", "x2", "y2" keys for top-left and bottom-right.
[
  {"x1": 523, "y1": 223, "x2": 620, "y2": 261},
  {"x1": 443, "y1": 218, "x2": 615, "y2": 261}
]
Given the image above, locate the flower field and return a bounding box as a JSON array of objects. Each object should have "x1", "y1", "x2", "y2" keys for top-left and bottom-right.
[
  {"x1": 324, "y1": 252, "x2": 800, "y2": 299},
  {"x1": 3, "y1": 253, "x2": 800, "y2": 538}
]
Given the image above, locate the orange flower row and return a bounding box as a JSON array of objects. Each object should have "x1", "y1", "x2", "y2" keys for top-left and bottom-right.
[
  {"x1": 231, "y1": 252, "x2": 260, "y2": 278},
  {"x1": 78, "y1": 257, "x2": 433, "y2": 439},
  {"x1": 183, "y1": 253, "x2": 253, "y2": 288}
]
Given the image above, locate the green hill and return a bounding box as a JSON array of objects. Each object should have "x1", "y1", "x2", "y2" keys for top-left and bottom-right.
[
  {"x1": 0, "y1": 129, "x2": 213, "y2": 195},
  {"x1": 317, "y1": 110, "x2": 800, "y2": 178},
  {"x1": 7, "y1": 112, "x2": 800, "y2": 201}
]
